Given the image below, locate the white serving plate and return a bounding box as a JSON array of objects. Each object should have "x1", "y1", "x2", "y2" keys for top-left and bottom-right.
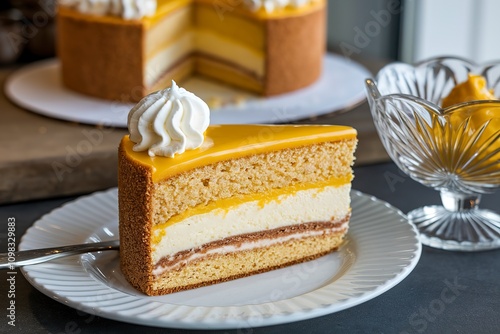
[{"x1": 19, "y1": 189, "x2": 421, "y2": 329}]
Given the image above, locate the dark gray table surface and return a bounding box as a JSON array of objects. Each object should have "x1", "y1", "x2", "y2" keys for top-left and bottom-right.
[{"x1": 1, "y1": 162, "x2": 499, "y2": 334}]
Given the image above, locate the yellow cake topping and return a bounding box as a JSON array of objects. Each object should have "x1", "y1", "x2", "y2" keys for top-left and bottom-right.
[
  {"x1": 123, "y1": 124, "x2": 357, "y2": 182},
  {"x1": 59, "y1": 0, "x2": 326, "y2": 25},
  {"x1": 154, "y1": 0, "x2": 326, "y2": 22}
]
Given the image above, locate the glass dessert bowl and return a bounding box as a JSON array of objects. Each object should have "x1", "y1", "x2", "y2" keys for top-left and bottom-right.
[{"x1": 365, "y1": 56, "x2": 500, "y2": 251}]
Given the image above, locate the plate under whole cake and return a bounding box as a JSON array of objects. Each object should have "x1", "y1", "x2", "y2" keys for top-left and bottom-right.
[{"x1": 4, "y1": 54, "x2": 370, "y2": 127}]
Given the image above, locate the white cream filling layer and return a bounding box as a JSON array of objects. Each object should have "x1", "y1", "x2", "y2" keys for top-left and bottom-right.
[
  {"x1": 152, "y1": 184, "x2": 351, "y2": 265},
  {"x1": 144, "y1": 31, "x2": 194, "y2": 87},
  {"x1": 144, "y1": 30, "x2": 265, "y2": 87}
]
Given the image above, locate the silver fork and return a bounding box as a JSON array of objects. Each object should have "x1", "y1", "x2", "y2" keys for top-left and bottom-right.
[{"x1": 0, "y1": 240, "x2": 119, "y2": 269}]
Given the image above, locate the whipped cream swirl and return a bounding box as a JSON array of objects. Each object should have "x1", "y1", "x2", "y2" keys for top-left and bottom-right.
[
  {"x1": 60, "y1": 0, "x2": 156, "y2": 20},
  {"x1": 128, "y1": 81, "x2": 210, "y2": 158},
  {"x1": 244, "y1": 0, "x2": 313, "y2": 12}
]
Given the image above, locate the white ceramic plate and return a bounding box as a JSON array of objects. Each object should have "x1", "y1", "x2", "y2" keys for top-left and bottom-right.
[
  {"x1": 19, "y1": 189, "x2": 421, "y2": 329},
  {"x1": 5, "y1": 54, "x2": 370, "y2": 127}
]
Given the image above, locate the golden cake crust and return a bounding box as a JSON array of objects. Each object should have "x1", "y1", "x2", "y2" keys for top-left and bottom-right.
[{"x1": 118, "y1": 142, "x2": 154, "y2": 293}]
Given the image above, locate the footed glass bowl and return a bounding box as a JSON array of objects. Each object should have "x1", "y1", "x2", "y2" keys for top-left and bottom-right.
[{"x1": 365, "y1": 56, "x2": 500, "y2": 251}]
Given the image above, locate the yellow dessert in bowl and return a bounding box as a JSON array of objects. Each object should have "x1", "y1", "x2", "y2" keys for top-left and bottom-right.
[
  {"x1": 440, "y1": 74, "x2": 500, "y2": 170},
  {"x1": 365, "y1": 56, "x2": 500, "y2": 251},
  {"x1": 443, "y1": 74, "x2": 500, "y2": 135},
  {"x1": 441, "y1": 74, "x2": 496, "y2": 108}
]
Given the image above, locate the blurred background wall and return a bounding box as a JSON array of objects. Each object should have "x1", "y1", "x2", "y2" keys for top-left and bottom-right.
[
  {"x1": 399, "y1": 0, "x2": 500, "y2": 63},
  {"x1": 328, "y1": 0, "x2": 500, "y2": 63},
  {"x1": 327, "y1": 0, "x2": 402, "y2": 61}
]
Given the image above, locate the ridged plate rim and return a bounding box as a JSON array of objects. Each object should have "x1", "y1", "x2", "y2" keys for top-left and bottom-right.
[{"x1": 19, "y1": 188, "x2": 421, "y2": 329}]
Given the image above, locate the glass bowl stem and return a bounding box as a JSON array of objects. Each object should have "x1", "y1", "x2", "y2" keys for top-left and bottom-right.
[{"x1": 440, "y1": 191, "x2": 481, "y2": 211}]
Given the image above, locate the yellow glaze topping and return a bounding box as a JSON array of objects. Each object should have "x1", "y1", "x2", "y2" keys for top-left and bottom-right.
[
  {"x1": 154, "y1": 0, "x2": 326, "y2": 22},
  {"x1": 123, "y1": 124, "x2": 356, "y2": 182},
  {"x1": 151, "y1": 177, "x2": 351, "y2": 244},
  {"x1": 194, "y1": 0, "x2": 325, "y2": 20}
]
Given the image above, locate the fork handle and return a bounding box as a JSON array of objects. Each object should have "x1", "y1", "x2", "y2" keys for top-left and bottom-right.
[{"x1": 0, "y1": 240, "x2": 119, "y2": 269}]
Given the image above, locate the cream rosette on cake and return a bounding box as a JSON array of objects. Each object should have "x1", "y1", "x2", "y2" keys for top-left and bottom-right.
[{"x1": 128, "y1": 81, "x2": 210, "y2": 157}]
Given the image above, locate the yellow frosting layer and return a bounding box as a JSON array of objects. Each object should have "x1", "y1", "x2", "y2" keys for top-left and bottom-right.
[
  {"x1": 154, "y1": 0, "x2": 325, "y2": 23},
  {"x1": 151, "y1": 177, "x2": 351, "y2": 245},
  {"x1": 123, "y1": 124, "x2": 357, "y2": 182}
]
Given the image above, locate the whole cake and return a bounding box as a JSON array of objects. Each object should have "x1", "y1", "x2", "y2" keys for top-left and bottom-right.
[
  {"x1": 118, "y1": 82, "x2": 357, "y2": 295},
  {"x1": 57, "y1": 0, "x2": 326, "y2": 102}
]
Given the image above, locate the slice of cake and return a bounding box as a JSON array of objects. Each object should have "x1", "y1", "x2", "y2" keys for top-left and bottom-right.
[
  {"x1": 118, "y1": 82, "x2": 357, "y2": 295},
  {"x1": 57, "y1": 0, "x2": 326, "y2": 102}
]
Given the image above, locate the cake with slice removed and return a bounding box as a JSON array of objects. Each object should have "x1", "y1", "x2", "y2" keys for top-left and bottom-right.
[
  {"x1": 118, "y1": 82, "x2": 357, "y2": 295},
  {"x1": 57, "y1": 0, "x2": 326, "y2": 102}
]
